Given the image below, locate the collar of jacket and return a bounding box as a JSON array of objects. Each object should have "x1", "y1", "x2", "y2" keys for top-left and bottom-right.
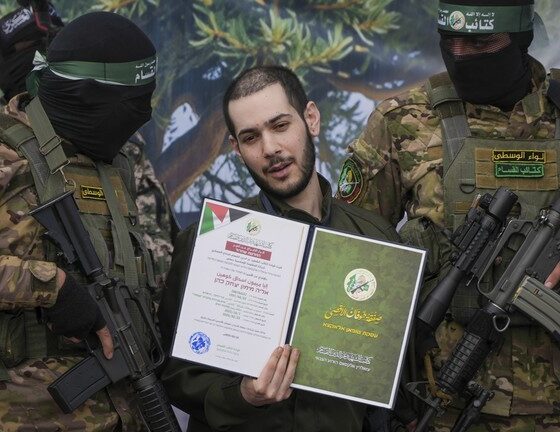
[
  {"x1": 258, "y1": 173, "x2": 332, "y2": 225},
  {"x1": 464, "y1": 57, "x2": 551, "y2": 123}
]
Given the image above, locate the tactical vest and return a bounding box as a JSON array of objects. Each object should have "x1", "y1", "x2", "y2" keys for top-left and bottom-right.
[
  {"x1": 425, "y1": 69, "x2": 560, "y2": 324},
  {"x1": 0, "y1": 98, "x2": 157, "y2": 379}
]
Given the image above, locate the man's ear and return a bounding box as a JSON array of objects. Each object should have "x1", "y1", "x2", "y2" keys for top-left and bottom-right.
[
  {"x1": 304, "y1": 101, "x2": 321, "y2": 138},
  {"x1": 229, "y1": 135, "x2": 241, "y2": 155}
]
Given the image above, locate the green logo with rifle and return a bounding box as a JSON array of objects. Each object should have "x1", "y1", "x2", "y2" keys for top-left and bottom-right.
[
  {"x1": 344, "y1": 268, "x2": 376, "y2": 301},
  {"x1": 246, "y1": 219, "x2": 261, "y2": 235}
]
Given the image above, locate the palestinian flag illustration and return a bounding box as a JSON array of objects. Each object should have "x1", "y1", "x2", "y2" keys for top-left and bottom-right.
[{"x1": 200, "y1": 201, "x2": 249, "y2": 235}]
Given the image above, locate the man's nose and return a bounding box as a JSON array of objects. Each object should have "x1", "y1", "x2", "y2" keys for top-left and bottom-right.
[{"x1": 262, "y1": 132, "x2": 281, "y2": 157}]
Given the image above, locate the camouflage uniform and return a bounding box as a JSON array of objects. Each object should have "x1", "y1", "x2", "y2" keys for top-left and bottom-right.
[
  {"x1": 2, "y1": 98, "x2": 175, "y2": 303},
  {"x1": 337, "y1": 59, "x2": 560, "y2": 431},
  {"x1": 122, "y1": 133, "x2": 174, "y2": 302},
  {"x1": 0, "y1": 94, "x2": 171, "y2": 431}
]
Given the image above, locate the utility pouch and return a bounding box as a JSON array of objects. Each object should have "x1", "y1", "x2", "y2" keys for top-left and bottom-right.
[{"x1": 0, "y1": 310, "x2": 26, "y2": 370}]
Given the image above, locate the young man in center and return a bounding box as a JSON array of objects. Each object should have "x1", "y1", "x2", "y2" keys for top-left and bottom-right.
[{"x1": 158, "y1": 65, "x2": 401, "y2": 432}]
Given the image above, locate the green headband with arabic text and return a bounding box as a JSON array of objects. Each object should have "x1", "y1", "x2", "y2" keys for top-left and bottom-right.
[
  {"x1": 438, "y1": 2, "x2": 534, "y2": 34},
  {"x1": 27, "y1": 51, "x2": 157, "y2": 96}
]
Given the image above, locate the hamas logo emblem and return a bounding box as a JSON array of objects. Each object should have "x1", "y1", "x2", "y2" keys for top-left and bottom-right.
[
  {"x1": 449, "y1": 11, "x2": 465, "y2": 30},
  {"x1": 344, "y1": 268, "x2": 376, "y2": 302},
  {"x1": 337, "y1": 158, "x2": 363, "y2": 203},
  {"x1": 246, "y1": 219, "x2": 261, "y2": 235}
]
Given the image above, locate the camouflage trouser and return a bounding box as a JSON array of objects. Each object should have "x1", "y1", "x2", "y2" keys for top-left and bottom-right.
[
  {"x1": 0, "y1": 356, "x2": 146, "y2": 432},
  {"x1": 433, "y1": 408, "x2": 560, "y2": 432}
]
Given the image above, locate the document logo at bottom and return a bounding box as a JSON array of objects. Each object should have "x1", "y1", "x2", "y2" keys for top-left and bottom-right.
[{"x1": 189, "y1": 332, "x2": 211, "y2": 354}]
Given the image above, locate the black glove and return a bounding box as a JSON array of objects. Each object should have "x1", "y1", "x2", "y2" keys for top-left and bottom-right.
[{"x1": 44, "y1": 273, "x2": 106, "y2": 340}]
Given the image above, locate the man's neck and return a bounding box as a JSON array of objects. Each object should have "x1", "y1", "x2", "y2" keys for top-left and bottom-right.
[{"x1": 283, "y1": 172, "x2": 323, "y2": 219}]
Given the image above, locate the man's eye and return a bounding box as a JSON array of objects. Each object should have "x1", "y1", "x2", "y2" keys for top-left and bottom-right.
[
  {"x1": 243, "y1": 135, "x2": 255, "y2": 143},
  {"x1": 275, "y1": 122, "x2": 288, "y2": 130}
]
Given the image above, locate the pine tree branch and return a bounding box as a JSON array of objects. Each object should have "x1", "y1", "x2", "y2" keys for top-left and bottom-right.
[
  {"x1": 327, "y1": 75, "x2": 425, "y2": 100},
  {"x1": 311, "y1": 0, "x2": 361, "y2": 11}
]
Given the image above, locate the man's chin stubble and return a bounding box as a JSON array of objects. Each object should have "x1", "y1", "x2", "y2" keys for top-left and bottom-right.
[{"x1": 251, "y1": 170, "x2": 307, "y2": 199}]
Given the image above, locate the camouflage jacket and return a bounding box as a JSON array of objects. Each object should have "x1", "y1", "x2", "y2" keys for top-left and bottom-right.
[
  {"x1": 122, "y1": 134, "x2": 174, "y2": 302},
  {"x1": 338, "y1": 59, "x2": 560, "y2": 419},
  {"x1": 338, "y1": 59, "x2": 557, "y2": 229},
  {"x1": 0, "y1": 95, "x2": 172, "y2": 431},
  {"x1": 0, "y1": 97, "x2": 174, "y2": 310},
  {"x1": 0, "y1": 97, "x2": 58, "y2": 310}
]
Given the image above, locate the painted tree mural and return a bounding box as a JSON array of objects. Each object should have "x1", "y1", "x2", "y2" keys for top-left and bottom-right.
[
  {"x1": 1, "y1": 0, "x2": 559, "y2": 224},
  {"x1": 148, "y1": 0, "x2": 442, "y2": 214}
]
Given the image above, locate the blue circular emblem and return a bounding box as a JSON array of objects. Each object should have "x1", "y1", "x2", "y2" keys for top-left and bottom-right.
[{"x1": 189, "y1": 332, "x2": 211, "y2": 354}]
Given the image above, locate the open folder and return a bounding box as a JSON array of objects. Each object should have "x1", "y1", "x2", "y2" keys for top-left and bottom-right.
[{"x1": 171, "y1": 198, "x2": 426, "y2": 408}]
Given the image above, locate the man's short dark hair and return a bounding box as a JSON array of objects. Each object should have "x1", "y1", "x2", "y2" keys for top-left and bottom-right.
[{"x1": 223, "y1": 65, "x2": 308, "y2": 136}]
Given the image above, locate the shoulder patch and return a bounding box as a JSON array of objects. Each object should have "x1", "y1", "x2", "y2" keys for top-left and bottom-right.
[{"x1": 337, "y1": 158, "x2": 363, "y2": 203}]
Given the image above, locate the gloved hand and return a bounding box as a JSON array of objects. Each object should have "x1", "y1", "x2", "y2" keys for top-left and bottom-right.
[{"x1": 44, "y1": 273, "x2": 106, "y2": 340}]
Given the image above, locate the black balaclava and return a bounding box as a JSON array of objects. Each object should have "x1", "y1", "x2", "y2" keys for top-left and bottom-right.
[
  {"x1": 438, "y1": 0, "x2": 534, "y2": 111},
  {"x1": 0, "y1": 3, "x2": 62, "y2": 100},
  {"x1": 37, "y1": 12, "x2": 156, "y2": 162}
]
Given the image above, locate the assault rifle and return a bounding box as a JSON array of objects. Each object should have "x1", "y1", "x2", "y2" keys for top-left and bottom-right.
[
  {"x1": 407, "y1": 188, "x2": 560, "y2": 432},
  {"x1": 414, "y1": 187, "x2": 518, "y2": 356},
  {"x1": 30, "y1": 190, "x2": 180, "y2": 432}
]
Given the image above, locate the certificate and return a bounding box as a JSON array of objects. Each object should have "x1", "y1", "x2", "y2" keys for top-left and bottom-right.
[
  {"x1": 171, "y1": 199, "x2": 309, "y2": 377},
  {"x1": 171, "y1": 199, "x2": 426, "y2": 408}
]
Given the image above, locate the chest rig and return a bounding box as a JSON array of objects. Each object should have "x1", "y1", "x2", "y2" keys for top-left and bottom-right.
[
  {"x1": 428, "y1": 70, "x2": 560, "y2": 230},
  {"x1": 0, "y1": 98, "x2": 156, "y2": 374},
  {"x1": 427, "y1": 70, "x2": 560, "y2": 324}
]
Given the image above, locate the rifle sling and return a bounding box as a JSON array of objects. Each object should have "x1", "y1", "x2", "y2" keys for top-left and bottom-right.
[
  {"x1": 25, "y1": 97, "x2": 68, "y2": 176},
  {"x1": 95, "y1": 162, "x2": 138, "y2": 289},
  {"x1": 426, "y1": 73, "x2": 471, "y2": 173},
  {"x1": 0, "y1": 122, "x2": 64, "y2": 203}
]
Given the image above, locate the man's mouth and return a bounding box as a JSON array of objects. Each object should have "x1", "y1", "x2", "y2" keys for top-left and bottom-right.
[{"x1": 266, "y1": 160, "x2": 293, "y2": 178}]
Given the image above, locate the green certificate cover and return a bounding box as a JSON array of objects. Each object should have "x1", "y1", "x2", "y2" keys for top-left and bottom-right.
[{"x1": 289, "y1": 227, "x2": 425, "y2": 408}]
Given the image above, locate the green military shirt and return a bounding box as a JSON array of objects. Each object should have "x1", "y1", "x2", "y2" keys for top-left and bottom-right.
[
  {"x1": 159, "y1": 176, "x2": 399, "y2": 432},
  {"x1": 338, "y1": 58, "x2": 560, "y2": 425}
]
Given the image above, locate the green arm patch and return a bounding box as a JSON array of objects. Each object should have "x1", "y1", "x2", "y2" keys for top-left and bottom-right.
[{"x1": 337, "y1": 158, "x2": 363, "y2": 203}]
